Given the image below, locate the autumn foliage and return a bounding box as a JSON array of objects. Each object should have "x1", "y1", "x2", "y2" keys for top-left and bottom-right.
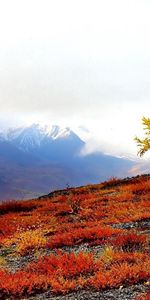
[
  {"x1": 0, "y1": 174, "x2": 150, "y2": 298},
  {"x1": 136, "y1": 291, "x2": 150, "y2": 300}
]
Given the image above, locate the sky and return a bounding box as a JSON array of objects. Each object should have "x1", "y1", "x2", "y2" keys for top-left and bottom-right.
[{"x1": 0, "y1": 0, "x2": 150, "y2": 158}]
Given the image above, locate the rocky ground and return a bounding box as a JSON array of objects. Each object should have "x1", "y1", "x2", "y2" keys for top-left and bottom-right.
[
  {"x1": 26, "y1": 283, "x2": 149, "y2": 300},
  {"x1": 1, "y1": 175, "x2": 150, "y2": 300},
  {"x1": 2, "y1": 218, "x2": 150, "y2": 273}
]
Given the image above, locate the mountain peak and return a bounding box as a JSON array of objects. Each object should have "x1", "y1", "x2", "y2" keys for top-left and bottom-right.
[
  {"x1": 3, "y1": 123, "x2": 83, "y2": 152},
  {"x1": 49, "y1": 125, "x2": 71, "y2": 140}
]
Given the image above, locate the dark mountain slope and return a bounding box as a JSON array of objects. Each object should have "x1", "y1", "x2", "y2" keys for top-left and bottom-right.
[{"x1": 0, "y1": 124, "x2": 135, "y2": 200}]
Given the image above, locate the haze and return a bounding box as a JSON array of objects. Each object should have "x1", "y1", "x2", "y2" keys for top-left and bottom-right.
[{"x1": 0, "y1": 0, "x2": 150, "y2": 157}]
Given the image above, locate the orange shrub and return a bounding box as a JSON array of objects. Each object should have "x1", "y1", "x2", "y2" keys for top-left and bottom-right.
[
  {"x1": 136, "y1": 291, "x2": 150, "y2": 300},
  {"x1": 0, "y1": 251, "x2": 149, "y2": 297},
  {"x1": 0, "y1": 174, "x2": 150, "y2": 297},
  {"x1": 89, "y1": 258, "x2": 150, "y2": 289},
  {"x1": 111, "y1": 233, "x2": 148, "y2": 251},
  {"x1": 124, "y1": 180, "x2": 150, "y2": 195},
  {"x1": 0, "y1": 269, "x2": 49, "y2": 297},
  {"x1": 0, "y1": 200, "x2": 37, "y2": 215},
  {"x1": 47, "y1": 226, "x2": 122, "y2": 248},
  {"x1": 27, "y1": 250, "x2": 100, "y2": 278}
]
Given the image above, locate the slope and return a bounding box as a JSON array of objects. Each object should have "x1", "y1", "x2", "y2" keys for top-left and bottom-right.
[
  {"x1": 0, "y1": 174, "x2": 149, "y2": 299},
  {"x1": 0, "y1": 124, "x2": 135, "y2": 200}
]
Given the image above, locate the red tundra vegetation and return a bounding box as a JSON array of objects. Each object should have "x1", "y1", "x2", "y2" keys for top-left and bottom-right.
[
  {"x1": 136, "y1": 291, "x2": 150, "y2": 300},
  {"x1": 0, "y1": 174, "x2": 150, "y2": 298}
]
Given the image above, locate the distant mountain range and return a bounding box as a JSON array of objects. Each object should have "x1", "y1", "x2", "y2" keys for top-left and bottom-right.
[{"x1": 0, "y1": 124, "x2": 136, "y2": 200}]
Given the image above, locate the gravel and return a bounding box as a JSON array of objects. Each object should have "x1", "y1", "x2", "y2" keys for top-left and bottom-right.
[
  {"x1": 27, "y1": 283, "x2": 149, "y2": 300},
  {"x1": 111, "y1": 219, "x2": 150, "y2": 233}
]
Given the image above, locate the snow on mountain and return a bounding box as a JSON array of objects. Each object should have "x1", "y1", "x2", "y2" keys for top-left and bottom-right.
[
  {"x1": 3, "y1": 124, "x2": 82, "y2": 152},
  {"x1": 49, "y1": 125, "x2": 71, "y2": 140},
  {"x1": 6, "y1": 124, "x2": 44, "y2": 151},
  {"x1": 0, "y1": 123, "x2": 137, "y2": 200}
]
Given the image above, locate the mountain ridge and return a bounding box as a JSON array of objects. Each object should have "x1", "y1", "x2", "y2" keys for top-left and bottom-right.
[
  {"x1": 0, "y1": 123, "x2": 136, "y2": 200},
  {"x1": 2, "y1": 124, "x2": 81, "y2": 152}
]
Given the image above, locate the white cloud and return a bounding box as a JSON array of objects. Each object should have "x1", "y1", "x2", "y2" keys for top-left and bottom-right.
[{"x1": 0, "y1": 0, "x2": 150, "y2": 156}]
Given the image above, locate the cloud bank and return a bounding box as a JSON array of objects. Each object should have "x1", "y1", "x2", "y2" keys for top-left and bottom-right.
[{"x1": 0, "y1": 0, "x2": 150, "y2": 156}]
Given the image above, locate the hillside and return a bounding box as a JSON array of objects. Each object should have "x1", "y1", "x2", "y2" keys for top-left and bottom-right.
[{"x1": 0, "y1": 174, "x2": 150, "y2": 299}]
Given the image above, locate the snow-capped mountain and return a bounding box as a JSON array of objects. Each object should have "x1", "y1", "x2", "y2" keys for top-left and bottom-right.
[
  {"x1": 0, "y1": 123, "x2": 136, "y2": 200},
  {"x1": 4, "y1": 124, "x2": 81, "y2": 153},
  {"x1": 7, "y1": 124, "x2": 44, "y2": 151}
]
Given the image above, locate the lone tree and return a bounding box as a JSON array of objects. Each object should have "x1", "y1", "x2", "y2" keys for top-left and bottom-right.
[{"x1": 134, "y1": 117, "x2": 150, "y2": 157}]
